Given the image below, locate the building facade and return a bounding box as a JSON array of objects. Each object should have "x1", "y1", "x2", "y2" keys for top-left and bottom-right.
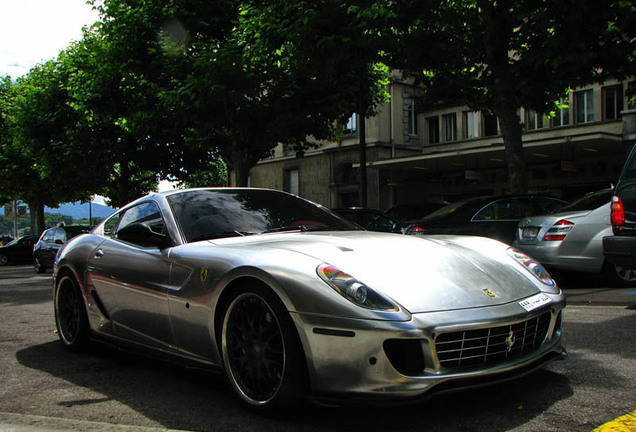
[{"x1": 246, "y1": 74, "x2": 635, "y2": 212}]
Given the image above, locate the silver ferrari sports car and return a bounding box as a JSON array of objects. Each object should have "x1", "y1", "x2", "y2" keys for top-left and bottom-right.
[{"x1": 53, "y1": 188, "x2": 566, "y2": 409}]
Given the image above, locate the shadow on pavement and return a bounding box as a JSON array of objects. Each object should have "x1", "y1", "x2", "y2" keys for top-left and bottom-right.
[{"x1": 16, "y1": 338, "x2": 575, "y2": 432}]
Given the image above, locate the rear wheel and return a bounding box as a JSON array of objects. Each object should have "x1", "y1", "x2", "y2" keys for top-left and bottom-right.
[
  {"x1": 55, "y1": 274, "x2": 90, "y2": 351},
  {"x1": 0, "y1": 254, "x2": 8, "y2": 266},
  {"x1": 220, "y1": 285, "x2": 306, "y2": 410},
  {"x1": 34, "y1": 256, "x2": 46, "y2": 274},
  {"x1": 603, "y1": 261, "x2": 636, "y2": 287}
]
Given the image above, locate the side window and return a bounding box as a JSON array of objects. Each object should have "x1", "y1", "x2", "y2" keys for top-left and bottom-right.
[
  {"x1": 103, "y1": 213, "x2": 121, "y2": 236},
  {"x1": 53, "y1": 228, "x2": 66, "y2": 244},
  {"x1": 474, "y1": 199, "x2": 528, "y2": 221},
  {"x1": 42, "y1": 229, "x2": 55, "y2": 243},
  {"x1": 115, "y1": 202, "x2": 167, "y2": 246},
  {"x1": 118, "y1": 202, "x2": 163, "y2": 232}
]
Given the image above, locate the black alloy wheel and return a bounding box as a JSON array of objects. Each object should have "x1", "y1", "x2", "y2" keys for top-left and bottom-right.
[
  {"x1": 221, "y1": 285, "x2": 305, "y2": 409},
  {"x1": 55, "y1": 274, "x2": 90, "y2": 351},
  {"x1": 604, "y1": 261, "x2": 636, "y2": 288},
  {"x1": 0, "y1": 254, "x2": 7, "y2": 266}
]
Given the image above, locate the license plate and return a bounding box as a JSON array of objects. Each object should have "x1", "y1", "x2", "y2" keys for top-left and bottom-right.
[
  {"x1": 519, "y1": 293, "x2": 552, "y2": 312},
  {"x1": 522, "y1": 227, "x2": 539, "y2": 238}
]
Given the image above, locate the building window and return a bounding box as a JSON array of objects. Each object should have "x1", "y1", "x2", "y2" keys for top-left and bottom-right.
[
  {"x1": 427, "y1": 116, "x2": 439, "y2": 144},
  {"x1": 483, "y1": 112, "x2": 498, "y2": 136},
  {"x1": 406, "y1": 99, "x2": 418, "y2": 135},
  {"x1": 525, "y1": 109, "x2": 545, "y2": 130},
  {"x1": 462, "y1": 111, "x2": 479, "y2": 139},
  {"x1": 574, "y1": 89, "x2": 594, "y2": 124},
  {"x1": 551, "y1": 98, "x2": 570, "y2": 127},
  {"x1": 345, "y1": 114, "x2": 357, "y2": 134},
  {"x1": 443, "y1": 113, "x2": 457, "y2": 142},
  {"x1": 284, "y1": 169, "x2": 299, "y2": 195},
  {"x1": 602, "y1": 85, "x2": 623, "y2": 120}
]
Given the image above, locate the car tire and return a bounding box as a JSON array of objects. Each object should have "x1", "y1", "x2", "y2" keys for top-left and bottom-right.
[
  {"x1": 34, "y1": 256, "x2": 46, "y2": 274},
  {"x1": 54, "y1": 273, "x2": 90, "y2": 351},
  {"x1": 220, "y1": 285, "x2": 307, "y2": 410},
  {"x1": 603, "y1": 261, "x2": 636, "y2": 288},
  {"x1": 0, "y1": 254, "x2": 7, "y2": 266}
]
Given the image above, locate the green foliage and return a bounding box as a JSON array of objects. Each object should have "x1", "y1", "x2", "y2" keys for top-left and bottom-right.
[
  {"x1": 384, "y1": 0, "x2": 635, "y2": 193},
  {"x1": 179, "y1": 158, "x2": 228, "y2": 188},
  {"x1": 1, "y1": 0, "x2": 633, "y2": 207},
  {"x1": 0, "y1": 212, "x2": 92, "y2": 236}
]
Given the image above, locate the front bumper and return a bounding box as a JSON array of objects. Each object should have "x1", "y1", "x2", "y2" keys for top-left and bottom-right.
[{"x1": 291, "y1": 293, "x2": 566, "y2": 403}]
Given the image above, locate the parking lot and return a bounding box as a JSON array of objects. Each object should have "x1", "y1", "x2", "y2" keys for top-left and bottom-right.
[{"x1": 1, "y1": 265, "x2": 635, "y2": 432}]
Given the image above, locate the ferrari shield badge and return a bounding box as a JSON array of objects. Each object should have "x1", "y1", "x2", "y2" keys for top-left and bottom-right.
[
  {"x1": 483, "y1": 289, "x2": 496, "y2": 298},
  {"x1": 200, "y1": 268, "x2": 209, "y2": 285}
]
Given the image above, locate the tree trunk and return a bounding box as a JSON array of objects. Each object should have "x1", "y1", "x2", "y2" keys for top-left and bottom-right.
[
  {"x1": 29, "y1": 200, "x2": 45, "y2": 235},
  {"x1": 117, "y1": 162, "x2": 132, "y2": 208},
  {"x1": 497, "y1": 106, "x2": 527, "y2": 194},
  {"x1": 233, "y1": 162, "x2": 250, "y2": 187}
]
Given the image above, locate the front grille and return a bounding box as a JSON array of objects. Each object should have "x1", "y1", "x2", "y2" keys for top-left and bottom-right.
[{"x1": 435, "y1": 310, "x2": 551, "y2": 370}]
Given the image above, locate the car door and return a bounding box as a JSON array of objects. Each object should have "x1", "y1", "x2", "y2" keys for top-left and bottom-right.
[{"x1": 87, "y1": 201, "x2": 174, "y2": 349}]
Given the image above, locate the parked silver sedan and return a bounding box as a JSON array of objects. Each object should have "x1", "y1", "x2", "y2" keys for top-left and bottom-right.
[
  {"x1": 513, "y1": 189, "x2": 636, "y2": 287},
  {"x1": 53, "y1": 188, "x2": 566, "y2": 410}
]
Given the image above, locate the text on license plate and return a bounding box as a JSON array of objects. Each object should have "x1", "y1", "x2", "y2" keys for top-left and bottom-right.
[{"x1": 519, "y1": 293, "x2": 552, "y2": 312}]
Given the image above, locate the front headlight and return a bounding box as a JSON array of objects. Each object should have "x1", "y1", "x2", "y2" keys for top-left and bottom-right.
[
  {"x1": 317, "y1": 264, "x2": 398, "y2": 311},
  {"x1": 507, "y1": 248, "x2": 558, "y2": 289}
]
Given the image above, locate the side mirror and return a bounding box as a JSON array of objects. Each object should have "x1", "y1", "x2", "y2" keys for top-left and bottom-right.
[{"x1": 117, "y1": 222, "x2": 169, "y2": 248}]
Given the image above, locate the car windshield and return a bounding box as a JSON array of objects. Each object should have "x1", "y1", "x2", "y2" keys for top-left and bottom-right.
[
  {"x1": 555, "y1": 190, "x2": 612, "y2": 212},
  {"x1": 167, "y1": 189, "x2": 360, "y2": 242}
]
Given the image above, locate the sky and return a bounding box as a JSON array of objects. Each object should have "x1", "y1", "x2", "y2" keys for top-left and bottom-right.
[
  {"x1": 0, "y1": 1, "x2": 177, "y2": 204},
  {"x1": 0, "y1": 0, "x2": 100, "y2": 78}
]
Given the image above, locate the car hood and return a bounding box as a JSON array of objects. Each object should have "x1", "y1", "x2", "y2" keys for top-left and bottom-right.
[{"x1": 211, "y1": 231, "x2": 543, "y2": 313}]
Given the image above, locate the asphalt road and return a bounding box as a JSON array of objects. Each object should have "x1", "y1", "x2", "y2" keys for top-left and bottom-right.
[{"x1": 0, "y1": 265, "x2": 635, "y2": 432}]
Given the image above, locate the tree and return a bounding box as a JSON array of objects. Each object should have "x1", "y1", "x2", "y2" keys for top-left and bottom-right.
[
  {"x1": 387, "y1": 0, "x2": 636, "y2": 193},
  {"x1": 237, "y1": 0, "x2": 390, "y2": 199},
  {"x1": 0, "y1": 61, "x2": 101, "y2": 234}
]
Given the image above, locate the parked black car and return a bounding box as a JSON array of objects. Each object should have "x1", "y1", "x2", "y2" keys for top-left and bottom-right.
[
  {"x1": 385, "y1": 200, "x2": 449, "y2": 222},
  {"x1": 0, "y1": 235, "x2": 39, "y2": 266},
  {"x1": 406, "y1": 195, "x2": 567, "y2": 245},
  {"x1": 332, "y1": 207, "x2": 402, "y2": 233},
  {"x1": 604, "y1": 144, "x2": 636, "y2": 269},
  {"x1": 33, "y1": 225, "x2": 90, "y2": 273}
]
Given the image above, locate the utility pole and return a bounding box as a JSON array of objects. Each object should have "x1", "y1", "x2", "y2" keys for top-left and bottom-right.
[{"x1": 12, "y1": 201, "x2": 18, "y2": 238}]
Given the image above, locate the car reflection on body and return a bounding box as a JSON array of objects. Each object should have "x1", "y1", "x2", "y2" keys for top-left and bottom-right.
[
  {"x1": 513, "y1": 189, "x2": 636, "y2": 287},
  {"x1": 53, "y1": 188, "x2": 566, "y2": 410}
]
